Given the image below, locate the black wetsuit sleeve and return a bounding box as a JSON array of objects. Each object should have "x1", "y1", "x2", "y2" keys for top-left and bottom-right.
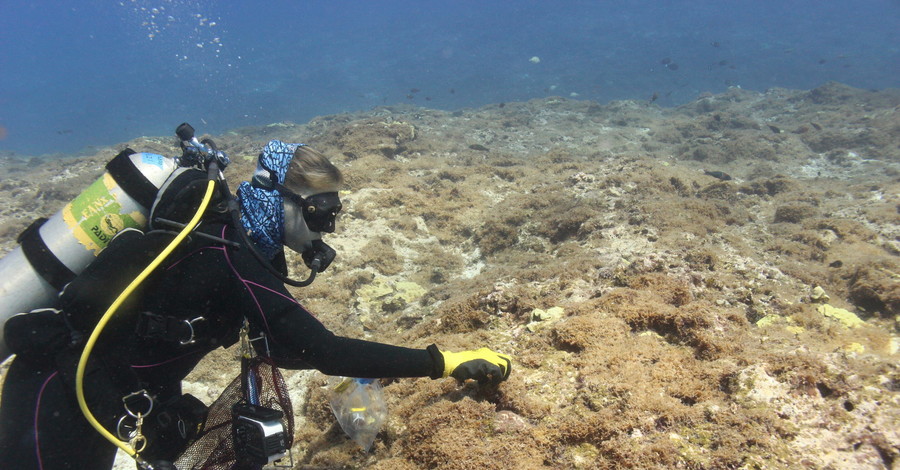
[
  {"x1": 227, "y1": 237, "x2": 440, "y2": 379},
  {"x1": 264, "y1": 303, "x2": 437, "y2": 378}
]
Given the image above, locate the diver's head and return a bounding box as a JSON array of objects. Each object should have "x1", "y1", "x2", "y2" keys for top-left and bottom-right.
[
  {"x1": 240, "y1": 141, "x2": 343, "y2": 260},
  {"x1": 284, "y1": 146, "x2": 343, "y2": 198},
  {"x1": 280, "y1": 146, "x2": 343, "y2": 252}
]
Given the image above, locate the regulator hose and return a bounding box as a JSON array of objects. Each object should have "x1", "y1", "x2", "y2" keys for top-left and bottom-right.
[{"x1": 226, "y1": 197, "x2": 320, "y2": 288}]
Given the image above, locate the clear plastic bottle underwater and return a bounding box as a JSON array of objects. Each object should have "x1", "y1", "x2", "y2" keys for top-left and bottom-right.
[{"x1": 327, "y1": 377, "x2": 387, "y2": 451}]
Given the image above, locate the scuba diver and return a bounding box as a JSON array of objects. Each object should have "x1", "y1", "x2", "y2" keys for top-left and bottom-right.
[{"x1": 0, "y1": 138, "x2": 511, "y2": 469}]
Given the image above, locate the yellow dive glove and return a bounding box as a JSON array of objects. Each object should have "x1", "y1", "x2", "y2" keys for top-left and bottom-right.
[{"x1": 427, "y1": 345, "x2": 512, "y2": 385}]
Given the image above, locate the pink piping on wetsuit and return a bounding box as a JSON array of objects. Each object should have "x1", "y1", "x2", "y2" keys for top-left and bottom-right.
[
  {"x1": 166, "y1": 234, "x2": 303, "y2": 342},
  {"x1": 130, "y1": 225, "x2": 316, "y2": 370},
  {"x1": 34, "y1": 371, "x2": 58, "y2": 470}
]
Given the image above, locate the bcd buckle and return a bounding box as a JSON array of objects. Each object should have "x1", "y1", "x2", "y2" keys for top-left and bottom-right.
[{"x1": 136, "y1": 312, "x2": 208, "y2": 345}]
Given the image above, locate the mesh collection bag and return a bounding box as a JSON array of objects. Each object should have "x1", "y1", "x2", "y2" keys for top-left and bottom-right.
[{"x1": 175, "y1": 357, "x2": 294, "y2": 470}]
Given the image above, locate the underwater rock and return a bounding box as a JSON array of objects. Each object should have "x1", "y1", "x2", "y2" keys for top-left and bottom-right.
[
  {"x1": 356, "y1": 277, "x2": 426, "y2": 322},
  {"x1": 492, "y1": 410, "x2": 531, "y2": 434},
  {"x1": 569, "y1": 443, "x2": 600, "y2": 469},
  {"x1": 531, "y1": 306, "x2": 564, "y2": 322},
  {"x1": 773, "y1": 203, "x2": 817, "y2": 223},
  {"x1": 756, "y1": 314, "x2": 805, "y2": 335},
  {"x1": 526, "y1": 306, "x2": 564, "y2": 332},
  {"x1": 810, "y1": 285, "x2": 830, "y2": 303},
  {"x1": 735, "y1": 365, "x2": 789, "y2": 404},
  {"x1": 703, "y1": 169, "x2": 732, "y2": 181},
  {"x1": 847, "y1": 263, "x2": 900, "y2": 315}
]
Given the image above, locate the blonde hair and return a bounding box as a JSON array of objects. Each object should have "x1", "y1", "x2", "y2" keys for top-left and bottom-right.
[{"x1": 284, "y1": 145, "x2": 343, "y2": 195}]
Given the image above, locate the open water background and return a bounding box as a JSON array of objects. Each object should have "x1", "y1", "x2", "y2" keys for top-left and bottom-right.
[{"x1": 1, "y1": 0, "x2": 898, "y2": 156}]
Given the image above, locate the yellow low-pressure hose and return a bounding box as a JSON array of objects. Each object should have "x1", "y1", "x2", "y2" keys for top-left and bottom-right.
[{"x1": 75, "y1": 179, "x2": 216, "y2": 459}]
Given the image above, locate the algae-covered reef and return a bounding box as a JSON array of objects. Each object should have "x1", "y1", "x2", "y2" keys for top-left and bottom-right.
[{"x1": 1, "y1": 82, "x2": 898, "y2": 469}]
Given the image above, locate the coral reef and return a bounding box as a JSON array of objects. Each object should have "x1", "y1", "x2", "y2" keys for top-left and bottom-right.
[{"x1": 1, "y1": 82, "x2": 899, "y2": 469}]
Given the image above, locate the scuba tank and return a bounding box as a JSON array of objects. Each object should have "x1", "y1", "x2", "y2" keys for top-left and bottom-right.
[{"x1": 0, "y1": 149, "x2": 178, "y2": 359}]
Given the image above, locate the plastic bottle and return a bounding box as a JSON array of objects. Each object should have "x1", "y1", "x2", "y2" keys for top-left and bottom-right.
[{"x1": 327, "y1": 377, "x2": 387, "y2": 451}]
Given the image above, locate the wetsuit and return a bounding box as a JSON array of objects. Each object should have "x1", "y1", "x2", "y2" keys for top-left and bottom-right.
[{"x1": 0, "y1": 209, "x2": 439, "y2": 469}]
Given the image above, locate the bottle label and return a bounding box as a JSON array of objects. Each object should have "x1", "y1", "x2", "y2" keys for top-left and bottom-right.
[{"x1": 63, "y1": 173, "x2": 146, "y2": 255}]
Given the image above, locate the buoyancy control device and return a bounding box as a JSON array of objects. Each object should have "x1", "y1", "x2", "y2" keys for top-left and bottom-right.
[{"x1": 0, "y1": 149, "x2": 178, "y2": 359}]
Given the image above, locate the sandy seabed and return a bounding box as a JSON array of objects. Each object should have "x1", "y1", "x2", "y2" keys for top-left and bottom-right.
[{"x1": 1, "y1": 82, "x2": 898, "y2": 469}]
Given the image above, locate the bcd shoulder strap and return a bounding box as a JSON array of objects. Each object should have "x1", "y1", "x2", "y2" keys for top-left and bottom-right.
[{"x1": 151, "y1": 168, "x2": 210, "y2": 229}]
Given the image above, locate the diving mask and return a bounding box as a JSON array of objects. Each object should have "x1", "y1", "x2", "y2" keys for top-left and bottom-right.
[{"x1": 251, "y1": 173, "x2": 342, "y2": 234}]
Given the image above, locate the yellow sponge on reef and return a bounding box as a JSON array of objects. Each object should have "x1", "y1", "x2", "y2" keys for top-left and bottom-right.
[
  {"x1": 816, "y1": 304, "x2": 866, "y2": 328},
  {"x1": 755, "y1": 314, "x2": 783, "y2": 328}
]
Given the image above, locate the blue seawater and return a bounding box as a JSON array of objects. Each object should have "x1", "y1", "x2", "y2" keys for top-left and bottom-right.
[{"x1": 1, "y1": 0, "x2": 898, "y2": 156}]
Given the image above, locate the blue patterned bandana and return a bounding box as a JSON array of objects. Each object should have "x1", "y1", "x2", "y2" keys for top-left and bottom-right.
[{"x1": 236, "y1": 140, "x2": 304, "y2": 259}]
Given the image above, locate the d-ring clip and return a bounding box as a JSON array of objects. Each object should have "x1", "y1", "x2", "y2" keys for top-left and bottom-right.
[
  {"x1": 179, "y1": 317, "x2": 206, "y2": 345},
  {"x1": 123, "y1": 390, "x2": 154, "y2": 418},
  {"x1": 117, "y1": 415, "x2": 137, "y2": 441}
]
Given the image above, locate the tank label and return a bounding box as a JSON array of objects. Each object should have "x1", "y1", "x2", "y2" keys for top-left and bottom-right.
[
  {"x1": 62, "y1": 173, "x2": 147, "y2": 255},
  {"x1": 141, "y1": 153, "x2": 165, "y2": 170}
]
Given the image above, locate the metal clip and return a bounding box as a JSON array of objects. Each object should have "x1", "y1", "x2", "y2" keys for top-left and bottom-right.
[
  {"x1": 179, "y1": 317, "x2": 206, "y2": 345},
  {"x1": 117, "y1": 414, "x2": 137, "y2": 441},
  {"x1": 129, "y1": 413, "x2": 147, "y2": 453},
  {"x1": 271, "y1": 448, "x2": 294, "y2": 469},
  {"x1": 239, "y1": 322, "x2": 251, "y2": 358},
  {"x1": 123, "y1": 390, "x2": 154, "y2": 418},
  {"x1": 248, "y1": 331, "x2": 271, "y2": 357},
  {"x1": 118, "y1": 392, "x2": 152, "y2": 454}
]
